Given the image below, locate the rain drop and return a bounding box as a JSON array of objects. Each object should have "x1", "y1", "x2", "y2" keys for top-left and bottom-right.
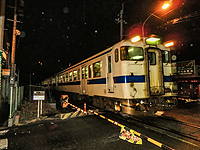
[{"x1": 63, "y1": 7, "x2": 69, "y2": 13}]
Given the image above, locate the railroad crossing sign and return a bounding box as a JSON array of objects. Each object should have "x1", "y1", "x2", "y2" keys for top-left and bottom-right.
[
  {"x1": 33, "y1": 91, "x2": 45, "y2": 118},
  {"x1": 33, "y1": 91, "x2": 45, "y2": 100}
]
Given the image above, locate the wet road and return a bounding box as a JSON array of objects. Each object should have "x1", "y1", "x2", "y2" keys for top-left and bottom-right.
[
  {"x1": 0, "y1": 101, "x2": 200, "y2": 150},
  {"x1": 0, "y1": 110, "x2": 199, "y2": 149}
]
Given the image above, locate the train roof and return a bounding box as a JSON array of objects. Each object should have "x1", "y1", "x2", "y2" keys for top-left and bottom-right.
[{"x1": 44, "y1": 36, "x2": 171, "y2": 79}]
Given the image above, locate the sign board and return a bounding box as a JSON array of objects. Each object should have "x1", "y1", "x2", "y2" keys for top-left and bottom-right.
[
  {"x1": 2, "y1": 69, "x2": 10, "y2": 76},
  {"x1": 33, "y1": 91, "x2": 45, "y2": 100},
  {"x1": 176, "y1": 60, "x2": 195, "y2": 76}
]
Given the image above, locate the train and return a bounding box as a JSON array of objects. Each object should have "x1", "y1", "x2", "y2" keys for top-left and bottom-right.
[{"x1": 42, "y1": 35, "x2": 178, "y2": 116}]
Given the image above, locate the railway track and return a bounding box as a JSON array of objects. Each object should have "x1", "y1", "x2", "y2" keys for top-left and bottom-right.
[
  {"x1": 129, "y1": 116, "x2": 200, "y2": 142},
  {"x1": 101, "y1": 110, "x2": 200, "y2": 148},
  {"x1": 66, "y1": 99, "x2": 200, "y2": 148},
  {"x1": 157, "y1": 115, "x2": 200, "y2": 130}
]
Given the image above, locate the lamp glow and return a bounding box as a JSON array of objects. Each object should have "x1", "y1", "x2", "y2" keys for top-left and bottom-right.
[
  {"x1": 131, "y1": 36, "x2": 141, "y2": 43},
  {"x1": 146, "y1": 37, "x2": 161, "y2": 45},
  {"x1": 164, "y1": 41, "x2": 174, "y2": 47},
  {"x1": 162, "y1": 3, "x2": 170, "y2": 9},
  {"x1": 146, "y1": 37, "x2": 160, "y2": 42}
]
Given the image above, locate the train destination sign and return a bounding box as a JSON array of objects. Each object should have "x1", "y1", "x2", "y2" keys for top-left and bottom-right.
[{"x1": 176, "y1": 60, "x2": 195, "y2": 76}]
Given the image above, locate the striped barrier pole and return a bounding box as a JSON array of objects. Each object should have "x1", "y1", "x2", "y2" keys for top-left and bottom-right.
[
  {"x1": 84, "y1": 103, "x2": 87, "y2": 114},
  {"x1": 68, "y1": 103, "x2": 175, "y2": 150}
]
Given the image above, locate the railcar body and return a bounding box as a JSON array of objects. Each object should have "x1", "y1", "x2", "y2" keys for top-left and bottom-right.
[{"x1": 42, "y1": 36, "x2": 177, "y2": 116}]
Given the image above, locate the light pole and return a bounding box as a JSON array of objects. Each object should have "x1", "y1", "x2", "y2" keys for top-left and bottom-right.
[{"x1": 142, "y1": 2, "x2": 170, "y2": 37}]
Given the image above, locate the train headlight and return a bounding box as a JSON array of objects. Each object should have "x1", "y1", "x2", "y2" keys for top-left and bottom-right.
[
  {"x1": 164, "y1": 41, "x2": 174, "y2": 47},
  {"x1": 130, "y1": 36, "x2": 141, "y2": 43},
  {"x1": 145, "y1": 37, "x2": 161, "y2": 45}
]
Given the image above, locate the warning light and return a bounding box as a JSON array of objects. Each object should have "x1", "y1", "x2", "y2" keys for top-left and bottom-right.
[
  {"x1": 145, "y1": 37, "x2": 161, "y2": 45},
  {"x1": 164, "y1": 41, "x2": 174, "y2": 47},
  {"x1": 130, "y1": 36, "x2": 141, "y2": 43}
]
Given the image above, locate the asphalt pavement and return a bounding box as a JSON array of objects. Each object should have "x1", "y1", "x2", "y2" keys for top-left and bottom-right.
[
  {"x1": 0, "y1": 101, "x2": 199, "y2": 150},
  {"x1": 0, "y1": 115, "x2": 163, "y2": 150}
]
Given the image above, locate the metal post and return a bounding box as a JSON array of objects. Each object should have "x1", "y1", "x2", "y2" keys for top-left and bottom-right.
[
  {"x1": 29, "y1": 74, "x2": 31, "y2": 101},
  {"x1": 40, "y1": 100, "x2": 42, "y2": 115},
  {"x1": 17, "y1": 70, "x2": 20, "y2": 105},
  {"x1": 0, "y1": 0, "x2": 6, "y2": 101},
  {"x1": 120, "y1": 3, "x2": 124, "y2": 41},
  {"x1": 142, "y1": 10, "x2": 158, "y2": 37},
  {"x1": 37, "y1": 100, "x2": 39, "y2": 117},
  {"x1": 9, "y1": 0, "x2": 17, "y2": 118}
]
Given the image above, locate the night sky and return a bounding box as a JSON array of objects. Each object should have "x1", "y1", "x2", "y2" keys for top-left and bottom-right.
[{"x1": 13, "y1": 0, "x2": 200, "y2": 85}]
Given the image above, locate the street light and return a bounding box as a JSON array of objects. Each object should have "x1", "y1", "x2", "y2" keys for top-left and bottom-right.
[{"x1": 142, "y1": 2, "x2": 170, "y2": 37}]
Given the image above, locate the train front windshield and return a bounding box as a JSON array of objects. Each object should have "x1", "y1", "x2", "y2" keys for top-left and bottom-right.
[{"x1": 120, "y1": 46, "x2": 144, "y2": 61}]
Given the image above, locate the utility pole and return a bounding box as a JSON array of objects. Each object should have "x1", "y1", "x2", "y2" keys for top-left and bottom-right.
[
  {"x1": 120, "y1": 3, "x2": 124, "y2": 41},
  {"x1": 0, "y1": 0, "x2": 6, "y2": 101},
  {"x1": 116, "y1": 3, "x2": 126, "y2": 40},
  {"x1": 9, "y1": 0, "x2": 17, "y2": 119}
]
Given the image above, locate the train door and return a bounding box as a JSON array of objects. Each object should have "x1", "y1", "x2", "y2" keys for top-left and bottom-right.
[
  {"x1": 107, "y1": 55, "x2": 114, "y2": 93},
  {"x1": 81, "y1": 67, "x2": 86, "y2": 94},
  {"x1": 148, "y1": 48, "x2": 164, "y2": 95}
]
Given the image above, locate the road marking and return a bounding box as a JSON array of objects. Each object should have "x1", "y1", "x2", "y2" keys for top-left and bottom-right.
[
  {"x1": 0, "y1": 130, "x2": 9, "y2": 136},
  {"x1": 0, "y1": 138, "x2": 8, "y2": 149}
]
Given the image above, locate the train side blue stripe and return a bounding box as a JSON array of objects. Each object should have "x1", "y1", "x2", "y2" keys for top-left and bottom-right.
[
  {"x1": 87, "y1": 75, "x2": 145, "y2": 84},
  {"x1": 56, "y1": 75, "x2": 173, "y2": 86},
  {"x1": 164, "y1": 76, "x2": 173, "y2": 82},
  {"x1": 87, "y1": 78, "x2": 106, "y2": 84},
  {"x1": 114, "y1": 75, "x2": 145, "y2": 83},
  {"x1": 58, "y1": 81, "x2": 81, "y2": 85}
]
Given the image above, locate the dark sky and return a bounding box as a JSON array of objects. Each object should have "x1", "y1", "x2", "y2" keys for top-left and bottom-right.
[{"x1": 13, "y1": 0, "x2": 200, "y2": 85}]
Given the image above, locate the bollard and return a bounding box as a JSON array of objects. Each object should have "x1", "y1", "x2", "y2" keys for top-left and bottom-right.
[{"x1": 84, "y1": 103, "x2": 87, "y2": 114}]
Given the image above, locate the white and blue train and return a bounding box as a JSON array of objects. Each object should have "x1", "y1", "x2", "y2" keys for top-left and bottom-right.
[{"x1": 42, "y1": 35, "x2": 177, "y2": 116}]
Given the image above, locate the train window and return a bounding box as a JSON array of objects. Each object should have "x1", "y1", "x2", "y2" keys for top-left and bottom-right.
[
  {"x1": 82, "y1": 67, "x2": 85, "y2": 79},
  {"x1": 162, "y1": 51, "x2": 170, "y2": 63},
  {"x1": 66, "y1": 73, "x2": 68, "y2": 82},
  {"x1": 89, "y1": 65, "x2": 92, "y2": 78},
  {"x1": 63, "y1": 74, "x2": 65, "y2": 82},
  {"x1": 120, "y1": 46, "x2": 143, "y2": 61},
  {"x1": 73, "y1": 70, "x2": 77, "y2": 81},
  {"x1": 198, "y1": 67, "x2": 200, "y2": 76},
  {"x1": 93, "y1": 61, "x2": 102, "y2": 77},
  {"x1": 85, "y1": 66, "x2": 88, "y2": 79},
  {"x1": 78, "y1": 69, "x2": 80, "y2": 80},
  {"x1": 69, "y1": 72, "x2": 72, "y2": 81},
  {"x1": 59, "y1": 75, "x2": 62, "y2": 83},
  {"x1": 115, "y1": 49, "x2": 119, "y2": 62},
  {"x1": 148, "y1": 52, "x2": 156, "y2": 65},
  {"x1": 108, "y1": 56, "x2": 111, "y2": 73},
  {"x1": 52, "y1": 78, "x2": 55, "y2": 83}
]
